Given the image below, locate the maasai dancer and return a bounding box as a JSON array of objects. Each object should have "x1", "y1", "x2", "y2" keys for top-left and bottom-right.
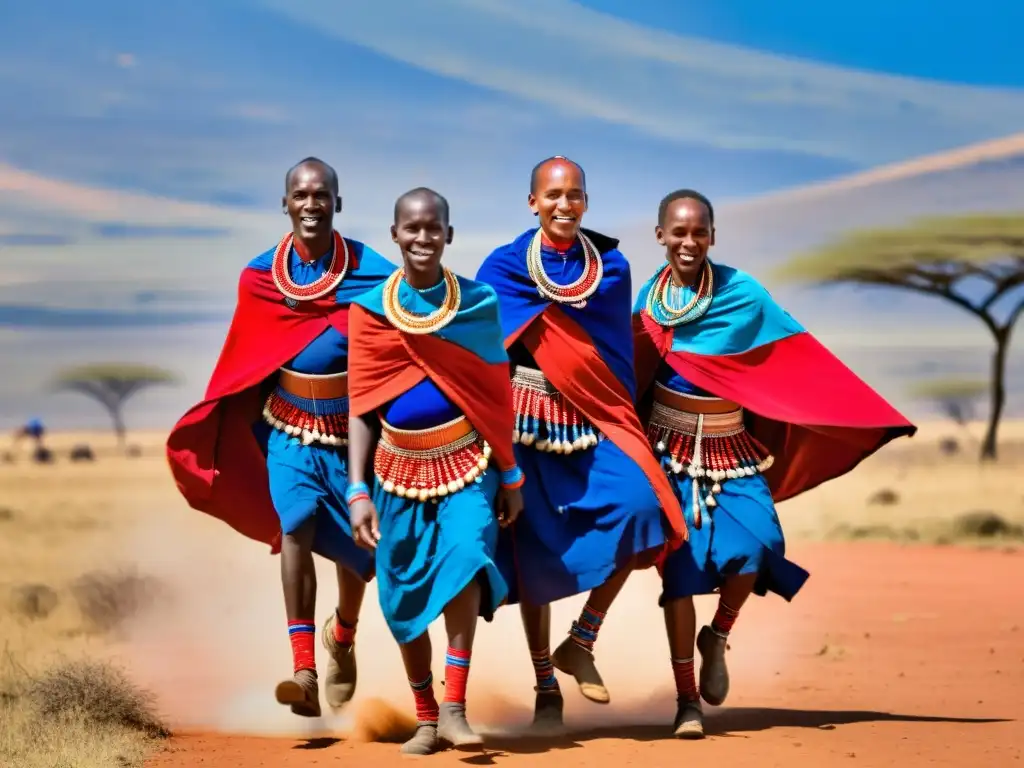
[
  {"x1": 633, "y1": 189, "x2": 917, "y2": 738},
  {"x1": 347, "y1": 188, "x2": 524, "y2": 756},
  {"x1": 476, "y1": 157, "x2": 687, "y2": 727},
  {"x1": 166, "y1": 158, "x2": 395, "y2": 718}
]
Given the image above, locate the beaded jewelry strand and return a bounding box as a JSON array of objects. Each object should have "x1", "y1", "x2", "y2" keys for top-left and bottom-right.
[
  {"x1": 383, "y1": 267, "x2": 462, "y2": 335},
  {"x1": 645, "y1": 261, "x2": 714, "y2": 328},
  {"x1": 271, "y1": 231, "x2": 350, "y2": 302},
  {"x1": 526, "y1": 230, "x2": 603, "y2": 309}
]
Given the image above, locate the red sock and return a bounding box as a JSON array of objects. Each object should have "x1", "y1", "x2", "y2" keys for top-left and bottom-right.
[
  {"x1": 443, "y1": 647, "x2": 471, "y2": 704},
  {"x1": 288, "y1": 619, "x2": 316, "y2": 673},
  {"x1": 409, "y1": 673, "x2": 439, "y2": 723},
  {"x1": 672, "y1": 657, "x2": 699, "y2": 701},
  {"x1": 712, "y1": 599, "x2": 740, "y2": 635},
  {"x1": 332, "y1": 612, "x2": 356, "y2": 647}
]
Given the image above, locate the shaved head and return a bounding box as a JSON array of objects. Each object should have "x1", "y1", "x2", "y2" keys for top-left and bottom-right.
[
  {"x1": 530, "y1": 156, "x2": 586, "y2": 193},
  {"x1": 285, "y1": 156, "x2": 339, "y2": 196},
  {"x1": 394, "y1": 186, "x2": 450, "y2": 225}
]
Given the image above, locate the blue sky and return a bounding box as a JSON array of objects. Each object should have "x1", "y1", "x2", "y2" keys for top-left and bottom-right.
[
  {"x1": 577, "y1": 0, "x2": 1024, "y2": 87},
  {"x1": 4, "y1": 0, "x2": 1023, "y2": 224},
  {"x1": 2, "y1": 0, "x2": 1023, "y2": 427}
]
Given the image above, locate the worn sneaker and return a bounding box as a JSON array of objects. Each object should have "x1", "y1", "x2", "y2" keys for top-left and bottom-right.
[
  {"x1": 531, "y1": 687, "x2": 564, "y2": 733},
  {"x1": 696, "y1": 624, "x2": 730, "y2": 706},
  {"x1": 401, "y1": 722, "x2": 441, "y2": 755},
  {"x1": 274, "y1": 668, "x2": 321, "y2": 718},
  {"x1": 321, "y1": 613, "x2": 357, "y2": 708},
  {"x1": 673, "y1": 697, "x2": 704, "y2": 739},
  {"x1": 551, "y1": 637, "x2": 609, "y2": 704},
  {"x1": 437, "y1": 701, "x2": 484, "y2": 750}
]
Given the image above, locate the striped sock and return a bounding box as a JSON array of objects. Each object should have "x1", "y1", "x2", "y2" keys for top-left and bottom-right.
[
  {"x1": 531, "y1": 647, "x2": 560, "y2": 693},
  {"x1": 288, "y1": 619, "x2": 316, "y2": 673},
  {"x1": 569, "y1": 602, "x2": 606, "y2": 653},
  {"x1": 409, "y1": 673, "x2": 439, "y2": 723},
  {"x1": 712, "y1": 600, "x2": 740, "y2": 635},
  {"x1": 443, "y1": 647, "x2": 471, "y2": 704},
  {"x1": 672, "y1": 657, "x2": 699, "y2": 702},
  {"x1": 332, "y1": 612, "x2": 356, "y2": 647}
]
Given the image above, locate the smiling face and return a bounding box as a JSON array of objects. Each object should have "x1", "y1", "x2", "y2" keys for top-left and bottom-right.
[
  {"x1": 529, "y1": 159, "x2": 588, "y2": 243},
  {"x1": 656, "y1": 196, "x2": 715, "y2": 286},
  {"x1": 391, "y1": 191, "x2": 453, "y2": 288},
  {"x1": 282, "y1": 162, "x2": 340, "y2": 251}
]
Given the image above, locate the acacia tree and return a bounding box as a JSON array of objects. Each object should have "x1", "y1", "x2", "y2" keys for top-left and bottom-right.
[
  {"x1": 52, "y1": 363, "x2": 178, "y2": 449},
  {"x1": 777, "y1": 214, "x2": 1024, "y2": 461}
]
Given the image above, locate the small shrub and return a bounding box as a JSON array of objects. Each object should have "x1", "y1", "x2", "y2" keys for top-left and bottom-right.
[
  {"x1": 27, "y1": 660, "x2": 170, "y2": 738},
  {"x1": 69, "y1": 444, "x2": 95, "y2": 462},
  {"x1": 32, "y1": 447, "x2": 54, "y2": 464},
  {"x1": 952, "y1": 511, "x2": 1024, "y2": 540},
  {"x1": 867, "y1": 488, "x2": 900, "y2": 506},
  {"x1": 9, "y1": 584, "x2": 59, "y2": 620},
  {"x1": 0, "y1": 507, "x2": 14, "y2": 521},
  {"x1": 70, "y1": 570, "x2": 167, "y2": 633}
]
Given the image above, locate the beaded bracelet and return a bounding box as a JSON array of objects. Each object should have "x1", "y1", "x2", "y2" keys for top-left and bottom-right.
[
  {"x1": 500, "y1": 465, "x2": 525, "y2": 490},
  {"x1": 347, "y1": 491, "x2": 371, "y2": 506},
  {"x1": 345, "y1": 482, "x2": 370, "y2": 504}
]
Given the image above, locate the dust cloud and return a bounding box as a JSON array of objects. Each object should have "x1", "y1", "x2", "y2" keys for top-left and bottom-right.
[{"x1": 115, "y1": 505, "x2": 801, "y2": 739}]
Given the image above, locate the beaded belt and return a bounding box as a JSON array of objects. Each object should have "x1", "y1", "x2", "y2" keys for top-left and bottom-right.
[
  {"x1": 374, "y1": 416, "x2": 491, "y2": 502},
  {"x1": 646, "y1": 382, "x2": 773, "y2": 528},
  {"x1": 262, "y1": 370, "x2": 349, "y2": 446},
  {"x1": 511, "y1": 366, "x2": 599, "y2": 453}
]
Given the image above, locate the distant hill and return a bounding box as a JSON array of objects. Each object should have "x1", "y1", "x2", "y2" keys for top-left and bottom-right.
[{"x1": 616, "y1": 132, "x2": 1024, "y2": 415}]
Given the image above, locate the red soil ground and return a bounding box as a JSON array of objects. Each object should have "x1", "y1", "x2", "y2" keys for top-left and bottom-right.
[{"x1": 145, "y1": 542, "x2": 1022, "y2": 767}]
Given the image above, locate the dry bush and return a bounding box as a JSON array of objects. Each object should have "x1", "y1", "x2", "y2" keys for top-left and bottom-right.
[
  {"x1": 70, "y1": 569, "x2": 167, "y2": 633},
  {"x1": 0, "y1": 506, "x2": 14, "y2": 521},
  {"x1": 1, "y1": 654, "x2": 169, "y2": 768},
  {"x1": 26, "y1": 659, "x2": 170, "y2": 738},
  {"x1": 9, "y1": 583, "x2": 59, "y2": 620},
  {"x1": 827, "y1": 523, "x2": 921, "y2": 543},
  {"x1": 868, "y1": 488, "x2": 900, "y2": 506},
  {"x1": 952, "y1": 511, "x2": 1024, "y2": 540}
]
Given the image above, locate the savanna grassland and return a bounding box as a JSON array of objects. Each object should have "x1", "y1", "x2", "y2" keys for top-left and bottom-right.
[{"x1": 1, "y1": 423, "x2": 1022, "y2": 767}]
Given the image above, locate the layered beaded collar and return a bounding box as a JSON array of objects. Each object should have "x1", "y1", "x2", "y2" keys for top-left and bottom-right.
[
  {"x1": 526, "y1": 228, "x2": 603, "y2": 310},
  {"x1": 271, "y1": 231, "x2": 350, "y2": 303},
  {"x1": 382, "y1": 267, "x2": 462, "y2": 335},
  {"x1": 645, "y1": 261, "x2": 714, "y2": 328}
]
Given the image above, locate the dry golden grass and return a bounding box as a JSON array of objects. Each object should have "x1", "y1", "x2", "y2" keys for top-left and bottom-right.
[
  {"x1": 0, "y1": 431, "x2": 174, "y2": 768},
  {"x1": 0, "y1": 422, "x2": 1022, "y2": 765},
  {"x1": 775, "y1": 420, "x2": 1024, "y2": 545},
  {"x1": 0, "y1": 652, "x2": 168, "y2": 768}
]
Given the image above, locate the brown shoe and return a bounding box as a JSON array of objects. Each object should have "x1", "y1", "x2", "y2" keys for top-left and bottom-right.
[
  {"x1": 437, "y1": 701, "x2": 484, "y2": 750},
  {"x1": 531, "y1": 687, "x2": 564, "y2": 733},
  {"x1": 696, "y1": 625, "x2": 730, "y2": 706},
  {"x1": 274, "y1": 668, "x2": 321, "y2": 718},
  {"x1": 321, "y1": 613, "x2": 357, "y2": 709},
  {"x1": 673, "y1": 697, "x2": 704, "y2": 739},
  {"x1": 551, "y1": 637, "x2": 610, "y2": 703}
]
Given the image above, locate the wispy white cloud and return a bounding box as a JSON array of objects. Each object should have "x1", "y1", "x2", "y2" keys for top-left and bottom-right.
[{"x1": 257, "y1": 0, "x2": 1024, "y2": 165}]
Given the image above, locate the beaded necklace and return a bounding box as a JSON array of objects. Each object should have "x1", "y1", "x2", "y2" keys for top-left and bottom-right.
[
  {"x1": 645, "y1": 261, "x2": 714, "y2": 327},
  {"x1": 271, "y1": 231, "x2": 350, "y2": 303},
  {"x1": 526, "y1": 229, "x2": 603, "y2": 309},
  {"x1": 383, "y1": 267, "x2": 462, "y2": 335}
]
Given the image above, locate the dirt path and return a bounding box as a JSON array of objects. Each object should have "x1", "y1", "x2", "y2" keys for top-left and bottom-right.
[{"x1": 145, "y1": 542, "x2": 1023, "y2": 767}]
